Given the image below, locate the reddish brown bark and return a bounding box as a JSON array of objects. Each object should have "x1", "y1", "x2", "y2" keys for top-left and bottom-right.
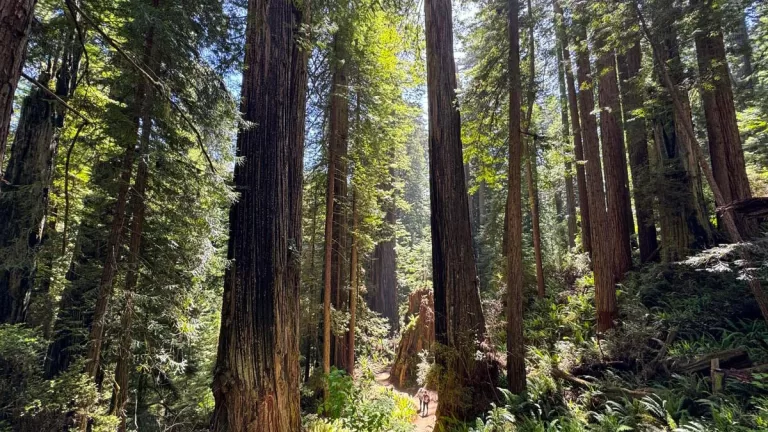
[
  {"x1": 595, "y1": 40, "x2": 632, "y2": 279},
  {"x1": 328, "y1": 30, "x2": 350, "y2": 373},
  {"x1": 0, "y1": 0, "x2": 37, "y2": 178},
  {"x1": 390, "y1": 289, "x2": 435, "y2": 387},
  {"x1": 573, "y1": 15, "x2": 616, "y2": 333},
  {"x1": 692, "y1": 0, "x2": 754, "y2": 239},
  {"x1": 506, "y1": 0, "x2": 526, "y2": 395},
  {"x1": 425, "y1": 0, "x2": 496, "y2": 421},
  {"x1": 210, "y1": 0, "x2": 307, "y2": 427},
  {"x1": 618, "y1": 41, "x2": 658, "y2": 264}
]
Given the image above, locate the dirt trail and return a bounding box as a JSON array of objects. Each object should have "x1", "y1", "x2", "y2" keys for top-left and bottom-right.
[{"x1": 374, "y1": 367, "x2": 436, "y2": 432}]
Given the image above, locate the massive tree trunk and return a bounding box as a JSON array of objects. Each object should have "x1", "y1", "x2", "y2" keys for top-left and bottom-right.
[
  {"x1": 651, "y1": 2, "x2": 712, "y2": 262},
  {"x1": 693, "y1": 0, "x2": 754, "y2": 239},
  {"x1": 425, "y1": 0, "x2": 497, "y2": 422},
  {"x1": 573, "y1": 15, "x2": 617, "y2": 332},
  {"x1": 210, "y1": 0, "x2": 306, "y2": 427},
  {"x1": 109, "y1": 112, "x2": 151, "y2": 431},
  {"x1": 0, "y1": 0, "x2": 37, "y2": 177},
  {"x1": 0, "y1": 76, "x2": 56, "y2": 323},
  {"x1": 0, "y1": 29, "x2": 83, "y2": 323},
  {"x1": 368, "y1": 207, "x2": 398, "y2": 333},
  {"x1": 554, "y1": 0, "x2": 590, "y2": 255},
  {"x1": 618, "y1": 40, "x2": 658, "y2": 264},
  {"x1": 595, "y1": 39, "x2": 632, "y2": 279},
  {"x1": 506, "y1": 0, "x2": 526, "y2": 396}
]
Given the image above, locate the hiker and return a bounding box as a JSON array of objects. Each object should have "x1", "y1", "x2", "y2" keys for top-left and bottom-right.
[
  {"x1": 421, "y1": 391, "x2": 431, "y2": 417},
  {"x1": 416, "y1": 387, "x2": 426, "y2": 415}
]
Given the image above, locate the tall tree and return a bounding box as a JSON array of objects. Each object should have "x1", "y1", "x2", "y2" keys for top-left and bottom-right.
[
  {"x1": 523, "y1": 0, "x2": 545, "y2": 298},
  {"x1": 649, "y1": 0, "x2": 712, "y2": 261},
  {"x1": 506, "y1": 0, "x2": 526, "y2": 395},
  {"x1": 84, "y1": 0, "x2": 159, "y2": 379},
  {"x1": 210, "y1": 0, "x2": 307, "y2": 427},
  {"x1": 0, "y1": 14, "x2": 84, "y2": 324},
  {"x1": 553, "y1": 0, "x2": 591, "y2": 255},
  {"x1": 0, "y1": 0, "x2": 37, "y2": 177},
  {"x1": 109, "y1": 106, "x2": 152, "y2": 431},
  {"x1": 618, "y1": 40, "x2": 659, "y2": 263},
  {"x1": 0, "y1": 75, "x2": 57, "y2": 323},
  {"x1": 556, "y1": 42, "x2": 577, "y2": 250},
  {"x1": 329, "y1": 29, "x2": 350, "y2": 372},
  {"x1": 594, "y1": 29, "x2": 632, "y2": 279},
  {"x1": 692, "y1": 0, "x2": 754, "y2": 239},
  {"x1": 572, "y1": 9, "x2": 617, "y2": 332},
  {"x1": 425, "y1": 0, "x2": 495, "y2": 421}
]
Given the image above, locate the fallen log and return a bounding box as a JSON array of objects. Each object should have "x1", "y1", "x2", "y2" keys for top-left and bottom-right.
[
  {"x1": 670, "y1": 349, "x2": 750, "y2": 375},
  {"x1": 552, "y1": 368, "x2": 654, "y2": 399}
]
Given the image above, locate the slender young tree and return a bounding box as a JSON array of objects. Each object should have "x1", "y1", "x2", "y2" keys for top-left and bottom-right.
[
  {"x1": 109, "y1": 109, "x2": 152, "y2": 431},
  {"x1": 210, "y1": 0, "x2": 307, "y2": 427},
  {"x1": 523, "y1": 0, "x2": 545, "y2": 298},
  {"x1": 618, "y1": 40, "x2": 658, "y2": 263},
  {"x1": 553, "y1": 0, "x2": 591, "y2": 255},
  {"x1": 506, "y1": 0, "x2": 527, "y2": 395},
  {"x1": 84, "y1": 0, "x2": 159, "y2": 378},
  {"x1": 347, "y1": 190, "x2": 358, "y2": 375},
  {"x1": 0, "y1": 0, "x2": 37, "y2": 177},
  {"x1": 556, "y1": 42, "x2": 577, "y2": 250},
  {"x1": 425, "y1": 0, "x2": 495, "y2": 421}
]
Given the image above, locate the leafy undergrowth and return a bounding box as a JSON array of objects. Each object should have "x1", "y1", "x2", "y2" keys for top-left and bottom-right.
[
  {"x1": 468, "y1": 242, "x2": 768, "y2": 431},
  {"x1": 303, "y1": 363, "x2": 417, "y2": 432}
]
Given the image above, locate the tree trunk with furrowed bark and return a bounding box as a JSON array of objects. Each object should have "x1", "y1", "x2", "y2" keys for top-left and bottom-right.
[
  {"x1": 573, "y1": 12, "x2": 616, "y2": 333},
  {"x1": 210, "y1": 0, "x2": 308, "y2": 427},
  {"x1": 424, "y1": 0, "x2": 498, "y2": 422},
  {"x1": 0, "y1": 0, "x2": 37, "y2": 180}
]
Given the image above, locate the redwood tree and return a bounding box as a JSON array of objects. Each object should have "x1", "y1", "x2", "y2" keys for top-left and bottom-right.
[
  {"x1": 0, "y1": 0, "x2": 37, "y2": 177},
  {"x1": 573, "y1": 11, "x2": 617, "y2": 332},
  {"x1": 692, "y1": 0, "x2": 754, "y2": 239},
  {"x1": 210, "y1": 0, "x2": 306, "y2": 427},
  {"x1": 425, "y1": 0, "x2": 495, "y2": 420},
  {"x1": 618, "y1": 40, "x2": 659, "y2": 263},
  {"x1": 594, "y1": 33, "x2": 632, "y2": 279}
]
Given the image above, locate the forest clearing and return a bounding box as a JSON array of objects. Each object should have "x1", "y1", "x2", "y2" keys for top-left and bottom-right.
[{"x1": 2, "y1": 0, "x2": 768, "y2": 431}]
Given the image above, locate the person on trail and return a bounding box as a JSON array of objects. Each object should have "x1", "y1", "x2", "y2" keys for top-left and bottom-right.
[
  {"x1": 422, "y1": 391, "x2": 431, "y2": 417},
  {"x1": 416, "y1": 387, "x2": 426, "y2": 415}
]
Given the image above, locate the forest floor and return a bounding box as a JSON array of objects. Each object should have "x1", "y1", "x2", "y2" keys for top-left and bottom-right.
[{"x1": 374, "y1": 367, "x2": 436, "y2": 431}]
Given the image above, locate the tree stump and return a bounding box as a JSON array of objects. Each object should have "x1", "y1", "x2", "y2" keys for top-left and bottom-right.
[{"x1": 390, "y1": 289, "x2": 435, "y2": 387}]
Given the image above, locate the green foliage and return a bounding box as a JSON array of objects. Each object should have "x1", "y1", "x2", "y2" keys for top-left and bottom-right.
[{"x1": 312, "y1": 367, "x2": 416, "y2": 432}]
